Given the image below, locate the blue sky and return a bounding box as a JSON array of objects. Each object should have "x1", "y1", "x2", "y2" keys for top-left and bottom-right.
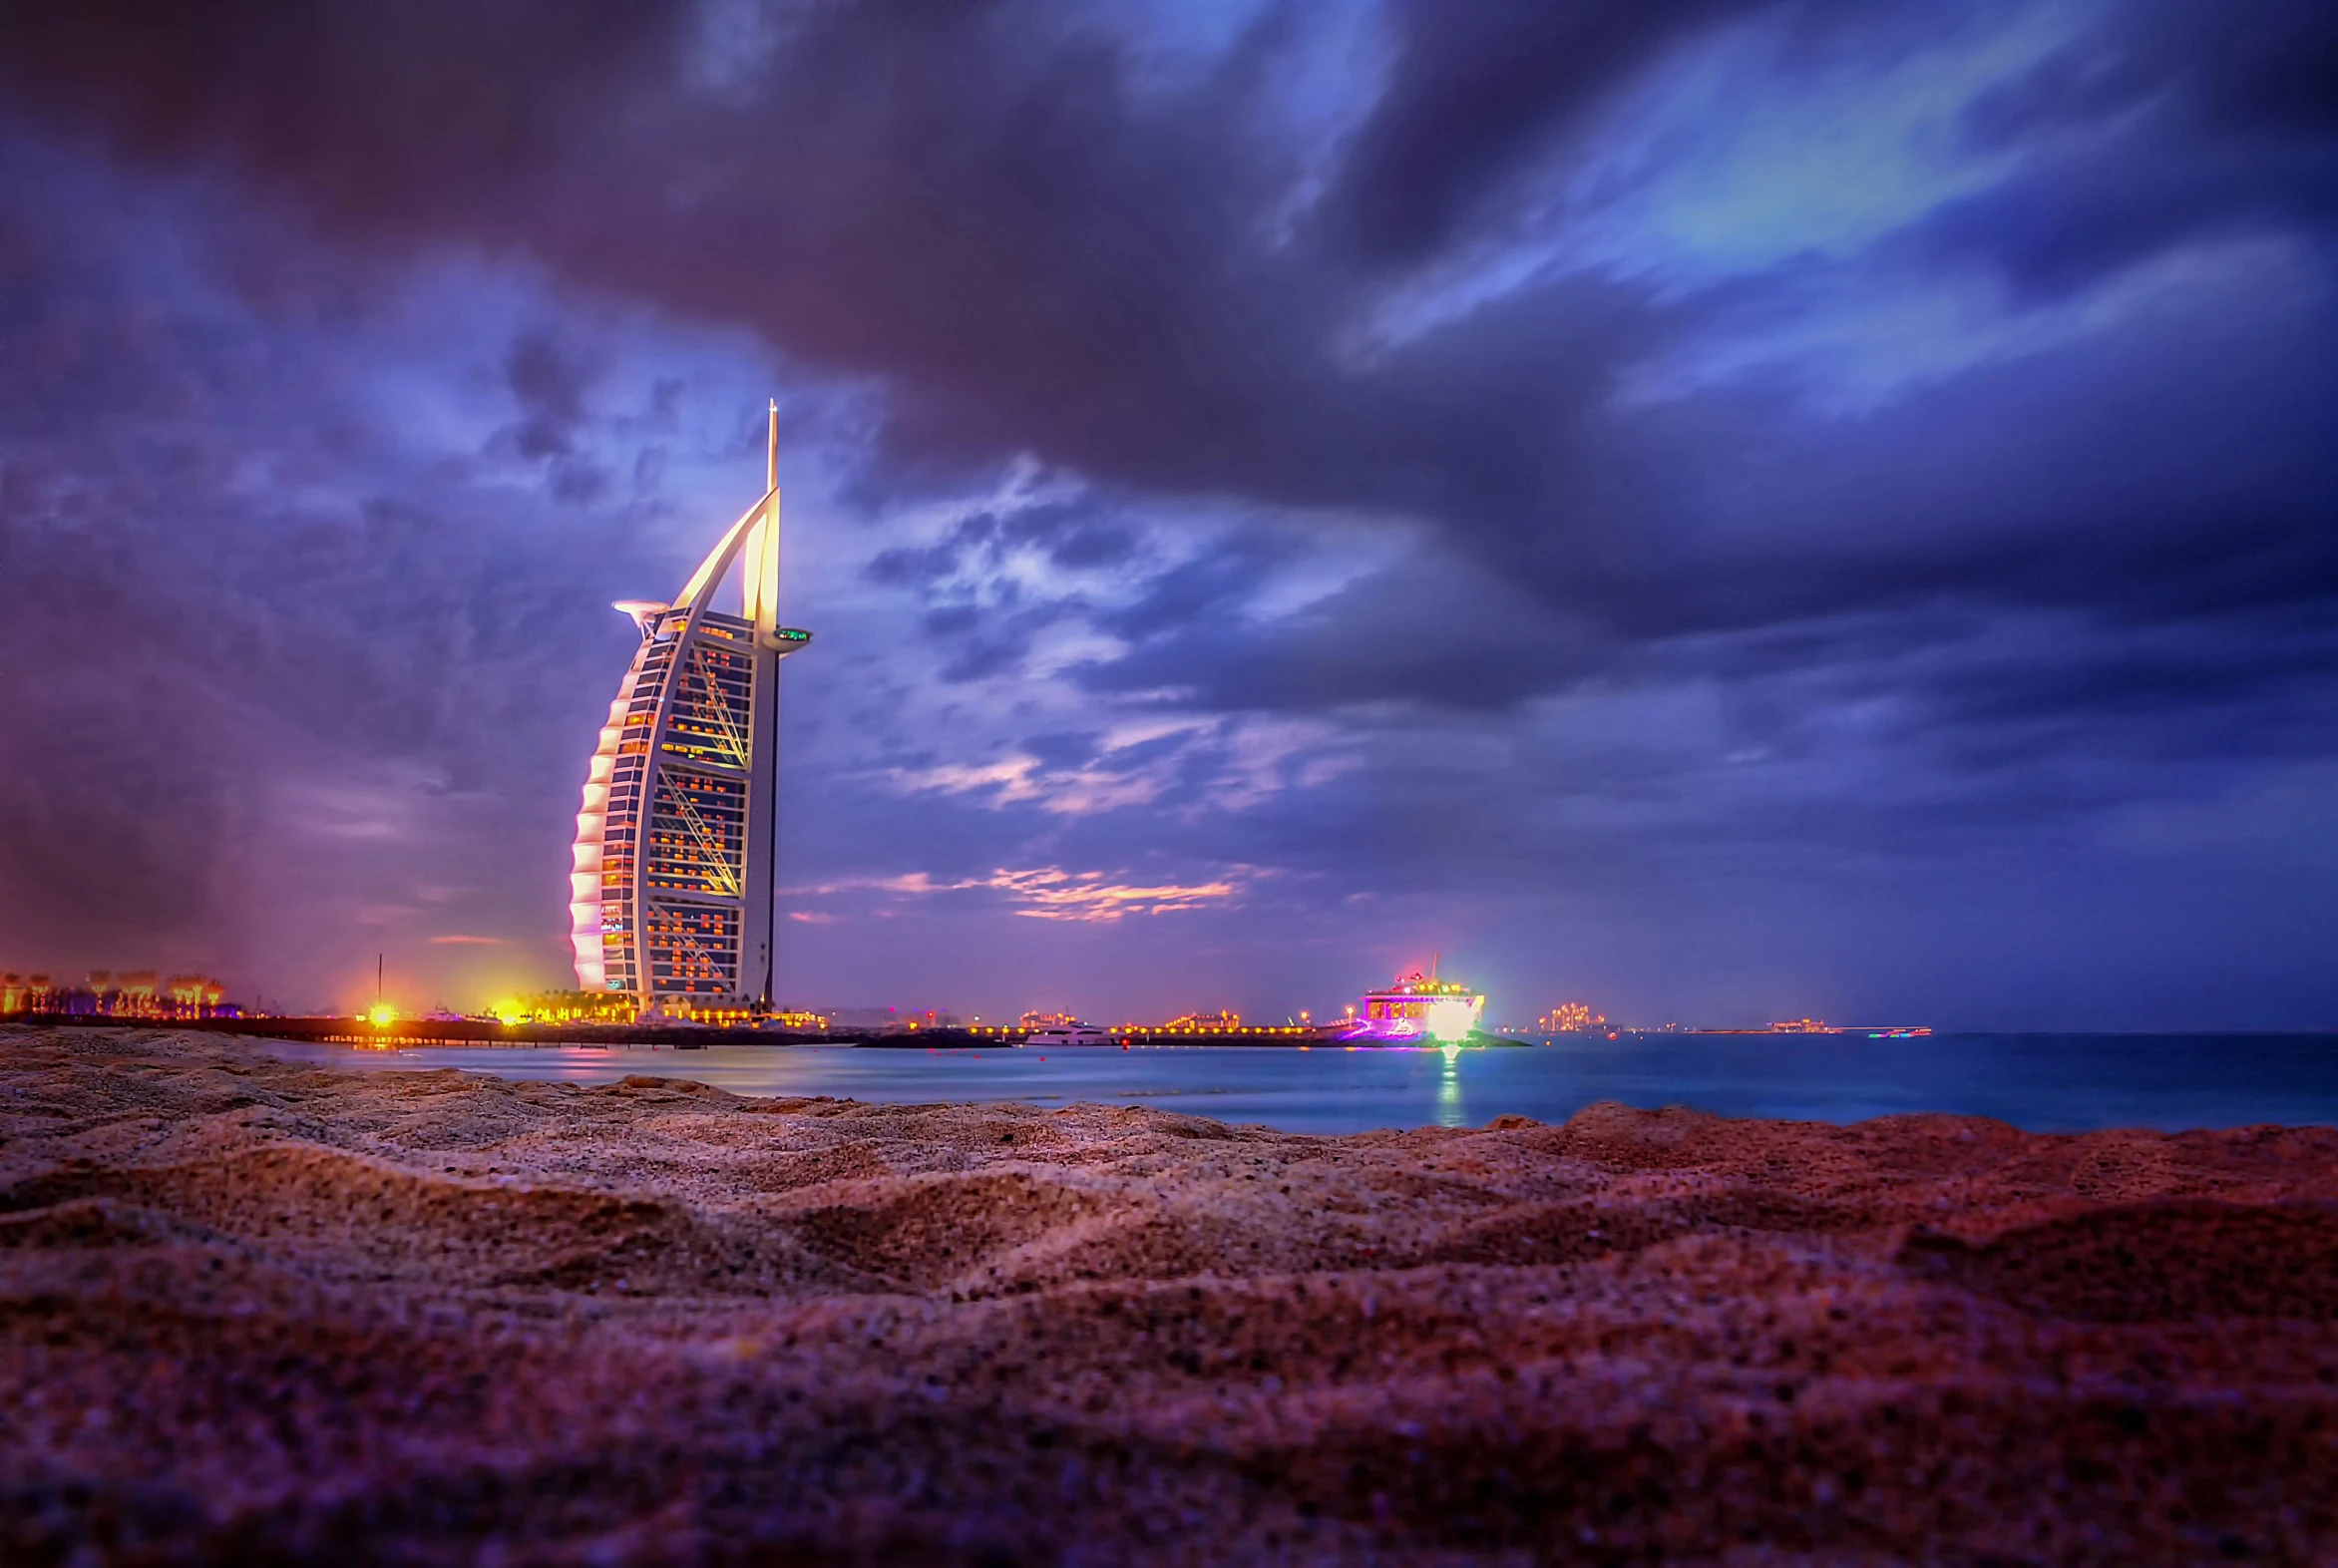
[{"x1": 1, "y1": 0, "x2": 2332, "y2": 1026}]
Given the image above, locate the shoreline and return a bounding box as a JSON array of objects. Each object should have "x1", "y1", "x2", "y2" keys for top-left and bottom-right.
[
  {"x1": 6, "y1": 1024, "x2": 2335, "y2": 1561},
  {"x1": 7, "y1": 1012, "x2": 1545, "y2": 1049}
]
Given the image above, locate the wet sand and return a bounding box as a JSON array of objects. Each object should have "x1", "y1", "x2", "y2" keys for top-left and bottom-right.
[{"x1": 4, "y1": 1026, "x2": 2334, "y2": 1563}]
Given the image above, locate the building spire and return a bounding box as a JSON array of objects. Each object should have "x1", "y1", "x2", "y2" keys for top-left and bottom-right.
[{"x1": 741, "y1": 398, "x2": 781, "y2": 630}]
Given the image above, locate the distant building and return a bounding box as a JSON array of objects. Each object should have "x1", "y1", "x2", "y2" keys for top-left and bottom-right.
[
  {"x1": 510, "y1": 989, "x2": 641, "y2": 1024},
  {"x1": 570, "y1": 403, "x2": 812, "y2": 1019},
  {"x1": 1163, "y1": 1009, "x2": 1241, "y2": 1030},
  {"x1": 1540, "y1": 1001, "x2": 1605, "y2": 1032},
  {"x1": 0, "y1": 970, "x2": 232, "y2": 1019}
]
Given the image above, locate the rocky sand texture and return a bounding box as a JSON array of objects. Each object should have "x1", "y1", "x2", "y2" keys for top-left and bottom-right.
[{"x1": 3, "y1": 1029, "x2": 2335, "y2": 1564}]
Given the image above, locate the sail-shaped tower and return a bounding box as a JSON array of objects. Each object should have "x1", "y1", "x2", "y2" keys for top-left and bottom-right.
[{"x1": 569, "y1": 404, "x2": 811, "y2": 1016}]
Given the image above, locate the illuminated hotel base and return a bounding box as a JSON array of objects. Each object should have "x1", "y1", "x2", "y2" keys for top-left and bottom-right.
[{"x1": 570, "y1": 406, "x2": 809, "y2": 1016}]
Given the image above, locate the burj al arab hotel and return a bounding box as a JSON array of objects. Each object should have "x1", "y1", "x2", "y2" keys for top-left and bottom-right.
[{"x1": 569, "y1": 404, "x2": 811, "y2": 1016}]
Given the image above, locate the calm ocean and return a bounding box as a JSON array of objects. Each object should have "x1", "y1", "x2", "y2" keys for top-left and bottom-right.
[{"x1": 250, "y1": 1032, "x2": 2338, "y2": 1135}]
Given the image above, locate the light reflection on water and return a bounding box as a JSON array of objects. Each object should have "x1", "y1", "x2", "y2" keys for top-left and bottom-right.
[
  {"x1": 1436, "y1": 1042, "x2": 1464, "y2": 1127},
  {"x1": 246, "y1": 1033, "x2": 2338, "y2": 1136}
]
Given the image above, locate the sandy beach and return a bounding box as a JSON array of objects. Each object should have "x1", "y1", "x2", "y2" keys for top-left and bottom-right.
[{"x1": 4, "y1": 1026, "x2": 2334, "y2": 1563}]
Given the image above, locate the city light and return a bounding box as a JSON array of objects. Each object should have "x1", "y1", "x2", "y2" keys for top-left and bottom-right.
[
  {"x1": 1540, "y1": 1001, "x2": 1605, "y2": 1032},
  {"x1": 1423, "y1": 995, "x2": 1481, "y2": 1042},
  {"x1": 367, "y1": 1002, "x2": 397, "y2": 1027},
  {"x1": 0, "y1": 971, "x2": 233, "y2": 1020}
]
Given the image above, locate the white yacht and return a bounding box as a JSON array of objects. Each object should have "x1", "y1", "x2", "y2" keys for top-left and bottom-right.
[
  {"x1": 1347, "y1": 963, "x2": 1486, "y2": 1043},
  {"x1": 1021, "y1": 1022, "x2": 1114, "y2": 1046}
]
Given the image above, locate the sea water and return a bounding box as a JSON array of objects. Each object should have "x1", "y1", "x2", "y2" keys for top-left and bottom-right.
[{"x1": 250, "y1": 1032, "x2": 2338, "y2": 1135}]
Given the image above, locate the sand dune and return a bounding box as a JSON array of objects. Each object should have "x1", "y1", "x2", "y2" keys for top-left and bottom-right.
[{"x1": 3, "y1": 1027, "x2": 2333, "y2": 1563}]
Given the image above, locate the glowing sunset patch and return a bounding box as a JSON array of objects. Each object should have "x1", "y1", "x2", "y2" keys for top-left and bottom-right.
[
  {"x1": 984, "y1": 867, "x2": 1239, "y2": 922},
  {"x1": 785, "y1": 866, "x2": 1245, "y2": 922}
]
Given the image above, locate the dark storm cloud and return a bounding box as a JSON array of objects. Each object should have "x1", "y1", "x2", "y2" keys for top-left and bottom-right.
[
  {"x1": 3, "y1": 0, "x2": 2330, "y2": 661},
  {"x1": 0, "y1": 1, "x2": 667, "y2": 234},
  {"x1": 506, "y1": 330, "x2": 592, "y2": 460},
  {"x1": 0, "y1": 502, "x2": 244, "y2": 952},
  {"x1": 1915, "y1": 619, "x2": 2338, "y2": 760},
  {"x1": 1932, "y1": 0, "x2": 2338, "y2": 296},
  {"x1": 1091, "y1": 266, "x2": 2334, "y2": 727},
  {"x1": 928, "y1": 602, "x2": 1075, "y2": 684},
  {"x1": 865, "y1": 505, "x2": 1108, "y2": 681},
  {"x1": 1087, "y1": 548, "x2": 1606, "y2": 713},
  {"x1": 0, "y1": 156, "x2": 681, "y2": 979},
  {"x1": 0, "y1": 187, "x2": 270, "y2": 955},
  {"x1": 1109, "y1": 528, "x2": 1297, "y2": 641},
  {"x1": 1965, "y1": 0, "x2": 2338, "y2": 151},
  {"x1": 1321, "y1": 0, "x2": 1761, "y2": 264},
  {"x1": 868, "y1": 502, "x2": 1134, "y2": 591},
  {"x1": 0, "y1": 0, "x2": 1661, "y2": 577}
]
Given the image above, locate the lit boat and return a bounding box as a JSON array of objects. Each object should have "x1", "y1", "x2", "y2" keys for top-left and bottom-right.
[
  {"x1": 1347, "y1": 967, "x2": 1485, "y2": 1043},
  {"x1": 1022, "y1": 1022, "x2": 1113, "y2": 1046}
]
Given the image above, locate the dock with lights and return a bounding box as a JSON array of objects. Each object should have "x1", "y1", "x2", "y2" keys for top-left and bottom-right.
[{"x1": 115, "y1": 1016, "x2": 1439, "y2": 1049}]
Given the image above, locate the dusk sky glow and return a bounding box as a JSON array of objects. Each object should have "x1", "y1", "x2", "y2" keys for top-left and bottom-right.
[{"x1": 1, "y1": 0, "x2": 2332, "y2": 1027}]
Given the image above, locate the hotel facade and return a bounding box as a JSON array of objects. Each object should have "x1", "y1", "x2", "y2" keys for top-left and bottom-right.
[{"x1": 569, "y1": 405, "x2": 811, "y2": 1016}]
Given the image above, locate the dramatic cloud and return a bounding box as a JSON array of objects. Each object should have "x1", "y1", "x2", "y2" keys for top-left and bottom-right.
[
  {"x1": 795, "y1": 866, "x2": 1245, "y2": 923},
  {"x1": 0, "y1": 0, "x2": 2332, "y2": 1025}
]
